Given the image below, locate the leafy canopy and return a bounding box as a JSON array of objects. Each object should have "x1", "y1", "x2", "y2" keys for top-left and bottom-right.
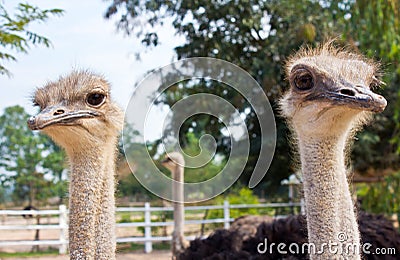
[
  {"x1": 0, "y1": 3, "x2": 63, "y2": 76},
  {"x1": 0, "y1": 105, "x2": 66, "y2": 205},
  {"x1": 104, "y1": 1, "x2": 400, "y2": 205}
]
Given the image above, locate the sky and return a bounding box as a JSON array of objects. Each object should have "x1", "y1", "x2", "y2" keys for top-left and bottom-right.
[{"x1": 0, "y1": 0, "x2": 184, "y2": 116}]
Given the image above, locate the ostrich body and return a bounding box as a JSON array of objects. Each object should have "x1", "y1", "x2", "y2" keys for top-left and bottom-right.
[
  {"x1": 28, "y1": 71, "x2": 123, "y2": 259},
  {"x1": 280, "y1": 44, "x2": 386, "y2": 259},
  {"x1": 180, "y1": 212, "x2": 400, "y2": 259},
  {"x1": 161, "y1": 152, "x2": 188, "y2": 257}
]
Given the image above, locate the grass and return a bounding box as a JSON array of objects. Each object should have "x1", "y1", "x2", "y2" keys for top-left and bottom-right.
[
  {"x1": 0, "y1": 248, "x2": 59, "y2": 258},
  {"x1": 153, "y1": 242, "x2": 170, "y2": 250},
  {"x1": 117, "y1": 242, "x2": 170, "y2": 253}
]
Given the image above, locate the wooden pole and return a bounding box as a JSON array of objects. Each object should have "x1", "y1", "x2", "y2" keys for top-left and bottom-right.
[{"x1": 172, "y1": 164, "x2": 185, "y2": 258}]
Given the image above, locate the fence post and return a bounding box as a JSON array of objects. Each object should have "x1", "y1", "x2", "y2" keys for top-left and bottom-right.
[
  {"x1": 300, "y1": 198, "x2": 306, "y2": 215},
  {"x1": 59, "y1": 205, "x2": 68, "y2": 254},
  {"x1": 144, "y1": 202, "x2": 152, "y2": 253},
  {"x1": 223, "y1": 200, "x2": 230, "y2": 229}
]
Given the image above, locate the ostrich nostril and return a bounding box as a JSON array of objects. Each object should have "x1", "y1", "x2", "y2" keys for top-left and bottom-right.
[
  {"x1": 53, "y1": 109, "x2": 65, "y2": 116},
  {"x1": 340, "y1": 89, "x2": 356, "y2": 97},
  {"x1": 27, "y1": 116, "x2": 36, "y2": 126}
]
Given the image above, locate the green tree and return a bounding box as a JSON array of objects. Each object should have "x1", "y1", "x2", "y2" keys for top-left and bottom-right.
[
  {"x1": 105, "y1": 0, "x2": 400, "y2": 199},
  {"x1": 104, "y1": 0, "x2": 350, "y2": 194},
  {"x1": 0, "y1": 105, "x2": 66, "y2": 205},
  {"x1": 357, "y1": 171, "x2": 400, "y2": 216},
  {"x1": 0, "y1": 3, "x2": 63, "y2": 76},
  {"x1": 117, "y1": 124, "x2": 160, "y2": 200},
  {"x1": 42, "y1": 144, "x2": 68, "y2": 203},
  {"x1": 117, "y1": 129, "x2": 225, "y2": 201},
  {"x1": 344, "y1": 0, "x2": 400, "y2": 170},
  {"x1": 344, "y1": 0, "x2": 400, "y2": 216},
  {"x1": 181, "y1": 132, "x2": 224, "y2": 183}
]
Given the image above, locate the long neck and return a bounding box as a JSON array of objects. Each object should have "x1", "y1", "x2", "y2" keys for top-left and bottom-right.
[
  {"x1": 299, "y1": 135, "x2": 360, "y2": 259},
  {"x1": 172, "y1": 165, "x2": 185, "y2": 257},
  {"x1": 68, "y1": 141, "x2": 117, "y2": 260}
]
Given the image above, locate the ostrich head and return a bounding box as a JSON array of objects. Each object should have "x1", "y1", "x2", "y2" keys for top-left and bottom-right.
[
  {"x1": 161, "y1": 152, "x2": 185, "y2": 173},
  {"x1": 28, "y1": 70, "x2": 123, "y2": 153},
  {"x1": 280, "y1": 44, "x2": 387, "y2": 139}
]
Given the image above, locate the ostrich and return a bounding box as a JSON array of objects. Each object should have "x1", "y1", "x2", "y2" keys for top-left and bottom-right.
[
  {"x1": 279, "y1": 43, "x2": 387, "y2": 259},
  {"x1": 27, "y1": 70, "x2": 123, "y2": 259},
  {"x1": 179, "y1": 43, "x2": 400, "y2": 259},
  {"x1": 181, "y1": 212, "x2": 400, "y2": 259},
  {"x1": 229, "y1": 215, "x2": 274, "y2": 241},
  {"x1": 161, "y1": 152, "x2": 189, "y2": 257}
]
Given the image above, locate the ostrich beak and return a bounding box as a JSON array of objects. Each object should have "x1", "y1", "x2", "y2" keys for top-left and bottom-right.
[
  {"x1": 330, "y1": 85, "x2": 387, "y2": 113},
  {"x1": 27, "y1": 105, "x2": 99, "y2": 130},
  {"x1": 307, "y1": 84, "x2": 387, "y2": 113}
]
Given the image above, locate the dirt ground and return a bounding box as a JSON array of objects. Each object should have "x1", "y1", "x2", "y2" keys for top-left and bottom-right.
[
  {"x1": 0, "y1": 210, "x2": 217, "y2": 260},
  {"x1": 0, "y1": 215, "x2": 190, "y2": 260},
  {"x1": 1, "y1": 251, "x2": 171, "y2": 260}
]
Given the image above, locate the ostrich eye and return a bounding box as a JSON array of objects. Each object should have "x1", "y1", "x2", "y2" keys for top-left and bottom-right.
[
  {"x1": 86, "y1": 93, "x2": 106, "y2": 107},
  {"x1": 294, "y1": 69, "x2": 314, "y2": 90}
]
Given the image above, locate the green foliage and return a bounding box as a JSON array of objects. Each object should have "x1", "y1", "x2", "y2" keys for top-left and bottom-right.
[
  {"x1": 0, "y1": 248, "x2": 58, "y2": 258},
  {"x1": 118, "y1": 242, "x2": 170, "y2": 252},
  {"x1": 181, "y1": 132, "x2": 224, "y2": 184},
  {"x1": 42, "y1": 145, "x2": 68, "y2": 203},
  {"x1": 117, "y1": 212, "x2": 136, "y2": 223},
  {"x1": 135, "y1": 216, "x2": 162, "y2": 236},
  {"x1": 105, "y1": 0, "x2": 400, "y2": 198},
  {"x1": 104, "y1": 0, "x2": 345, "y2": 194},
  {"x1": 0, "y1": 185, "x2": 7, "y2": 204},
  {"x1": 0, "y1": 3, "x2": 63, "y2": 76},
  {"x1": 357, "y1": 171, "x2": 400, "y2": 215},
  {"x1": 117, "y1": 170, "x2": 148, "y2": 199},
  {"x1": 117, "y1": 123, "x2": 163, "y2": 200},
  {"x1": 118, "y1": 128, "x2": 225, "y2": 200},
  {"x1": 346, "y1": 0, "x2": 400, "y2": 169},
  {"x1": 224, "y1": 187, "x2": 260, "y2": 218},
  {"x1": 117, "y1": 213, "x2": 162, "y2": 236},
  {"x1": 206, "y1": 187, "x2": 261, "y2": 223},
  {"x1": 349, "y1": 0, "x2": 399, "y2": 59},
  {"x1": 0, "y1": 105, "x2": 67, "y2": 205}
]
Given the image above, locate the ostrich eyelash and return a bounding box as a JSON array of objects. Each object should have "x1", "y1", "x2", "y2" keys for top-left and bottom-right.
[
  {"x1": 32, "y1": 101, "x2": 44, "y2": 111},
  {"x1": 32, "y1": 101, "x2": 40, "y2": 108},
  {"x1": 371, "y1": 76, "x2": 386, "y2": 88}
]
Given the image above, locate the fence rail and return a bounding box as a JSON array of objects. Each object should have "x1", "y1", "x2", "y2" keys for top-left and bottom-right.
[{"x1": 0, "y1": 201, "x2": 303, "y2": 254}]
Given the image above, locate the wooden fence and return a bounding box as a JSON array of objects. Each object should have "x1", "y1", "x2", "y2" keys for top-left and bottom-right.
[{"x1": 0, "y1": 201, "x2": 303, "y2": 254}]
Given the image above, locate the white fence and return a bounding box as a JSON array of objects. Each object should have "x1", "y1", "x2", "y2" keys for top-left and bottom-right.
[{"x1": 0, "y1": 201, "x2": 303, "y2": 254}]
